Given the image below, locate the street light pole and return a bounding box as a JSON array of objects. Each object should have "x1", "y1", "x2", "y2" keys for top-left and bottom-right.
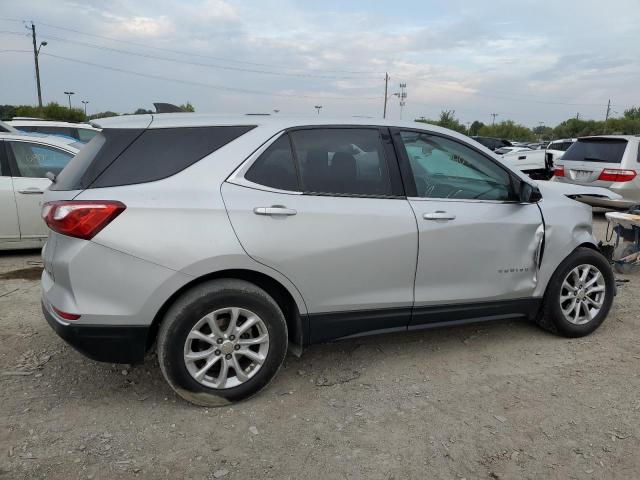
[
  {"x1": 81, "y1": 100, "x2": 89, "y2": 116},
  {"x1": 314, "y1": 105, "x2": 322, "y2": 115},
  {"x1": 64, "y1": 91, "x2": 75, "y2": 109}
]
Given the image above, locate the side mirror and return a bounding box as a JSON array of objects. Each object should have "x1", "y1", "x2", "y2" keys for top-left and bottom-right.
[{"x1": 519, "y1": 181, "x2": 542, "y2": 203}]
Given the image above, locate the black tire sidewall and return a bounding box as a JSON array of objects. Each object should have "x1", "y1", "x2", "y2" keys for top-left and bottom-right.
[
  {"x1": 159, "y1": 282, "x2": 287, "y2": 403},
  {"x1": 545, "y1": 248, "x2": 614, "y2": 337}
]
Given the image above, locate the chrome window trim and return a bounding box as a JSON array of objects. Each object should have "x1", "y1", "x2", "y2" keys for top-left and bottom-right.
[{"x1": 407, "y1": 196, "x2": 526, "y2": 205}]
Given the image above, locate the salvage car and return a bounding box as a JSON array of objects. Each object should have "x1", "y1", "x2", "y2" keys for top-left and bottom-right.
[
  {"x1": 41, "y1": 114, "x2": 617, "y2": 405},
  {"x1": 552, "y1": 135, "x2": 640, "y2": 208},
  {"x1": 1, "y1": 132, "x2": 80, "y2": 250}
]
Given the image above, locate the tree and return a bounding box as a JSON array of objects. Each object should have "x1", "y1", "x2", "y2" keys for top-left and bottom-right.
[
  {"x1": 624, "y1": 106, "x2": 640, "y2": 121},
  {"x1": 133, "y1": 108, "x2": 153, "y2": 115},
  {"x1": 478, "y1": 120, "x2": 535, "y2": 141},
  {"x1": 88, "y1": 111, "x2": 119, "y2": 120},
  {"x1": 415, "y1": 110, "x2": 466, "y2": 134},
  {"x1": 469, "y1": 120, "x2": 484, "y2": 136},
  {"x1": 180, "y1": 102, "x2": 195, "y2": 112},
  {"x1": 13, "y1": 102, "x2": 86, "y2": 122}
]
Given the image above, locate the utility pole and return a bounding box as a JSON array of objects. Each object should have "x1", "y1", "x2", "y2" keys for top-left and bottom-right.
[
  {"x1": 603, "y1": 99, "x2": 611, "y2": 133},
  {"x1": 490, "y1": 113, "x2": 498, "y2": 125},
  {"x1": 30, "y1": 22, "x2": 44, "y2": 109},
  {"x1": 81, "y1": 100, "x2": 89, "y2": 116},
  {"x1": 537, "y1": 121, "x2": 544, "y2": 141},
  {"x1": 398, "y1": 83, "x2": 407, "y2": 120},
  {"x1": 314, "y1": 105, "x2": 322, "y2": 115},
  {"x1": 64, "y1": 91, "x2": 75, "y2": 109},
  {"x1": 576, "y1": 112, "x2": 580, "y2": 120},
  {"x1": 383, "y1": 72, "x2": 389, "y2": 119}
]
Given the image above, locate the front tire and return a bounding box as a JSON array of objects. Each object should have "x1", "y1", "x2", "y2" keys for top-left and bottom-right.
[
  {"x1": 157, "y1": 279, "x2": 288, "y2": 406},
  {"x1": 536, "y1": 247, "x2": 614, "y2": 337}
]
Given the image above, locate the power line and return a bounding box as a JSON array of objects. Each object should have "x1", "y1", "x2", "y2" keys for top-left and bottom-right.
[
  {"x1": 35, "y1": 32, "x2": 381, "y2": 80},
  {"x1": 35, "y1": 52, "x2": 381, "y2": 101},
  {"x1": 0, "y1": 18, "x2": 383, "y2": 75}
]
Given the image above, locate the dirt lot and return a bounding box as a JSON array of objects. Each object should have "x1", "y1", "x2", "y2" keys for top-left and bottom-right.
[{"x1": 1, "y1": 213, "x2": 639, "y2": 480}]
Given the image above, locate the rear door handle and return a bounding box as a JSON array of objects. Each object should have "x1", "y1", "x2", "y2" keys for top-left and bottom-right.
[
  {"x1": 423, "y1": 211, "x2": 456, "y2": 221},
  {"x1": 253, "y1": 206, "x2": 297, "y2": 216},
  {"x1": 17, "y1": 188, "x2": 44, "y2": 195}
]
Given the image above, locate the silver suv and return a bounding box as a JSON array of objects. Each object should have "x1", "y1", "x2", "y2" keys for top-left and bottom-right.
[
  {"x1": 553, "y1": 135, "x2": 640, "y2": 208},
  {"x1": 41, "y1": 114, "x2": 615, "y2": 405}
]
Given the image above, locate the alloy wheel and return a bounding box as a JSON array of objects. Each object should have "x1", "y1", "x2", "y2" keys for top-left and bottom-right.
[
  {"x1": 183, "y1": 307, "x2": 270, "y2": 389},
  {"x1": 559, "y1": 264, "x2": 606, "y2": 325}
]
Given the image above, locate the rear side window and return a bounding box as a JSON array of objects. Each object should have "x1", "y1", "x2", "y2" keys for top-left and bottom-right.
[
  {"x1": 289, "y1": 128, "x2": 392, "y2": 196},
  {"x1": 562, "y1": 138, "x2": 628, "y2": 163},
  {"x1": 52, "y1": 126, "x2": 254, "y2": 190},
  {"x1": 245, "y1": 135, "x2": 298, "y2": 191}
]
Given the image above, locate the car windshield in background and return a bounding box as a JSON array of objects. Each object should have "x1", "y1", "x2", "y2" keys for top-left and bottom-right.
[{"x1": 562, "y1": 138, "x2": 627, "y2": 163}]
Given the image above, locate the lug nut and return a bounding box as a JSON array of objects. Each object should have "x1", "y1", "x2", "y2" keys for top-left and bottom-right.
[
  {"x1": 234, "y1": 344, "x2": 240, "y2": 350},
  {"x1": 225, "y1": 354, "x2": 232, "y2": 360},
  {"x1": 229, "y1": 335, "x2": 235, "y2": 340},
  {"x1": 217, "y1": 338, "x2": 223, "y2": 344},
  {"x1": 215, "y1": 350, "x2": 221, "y2": 356}
]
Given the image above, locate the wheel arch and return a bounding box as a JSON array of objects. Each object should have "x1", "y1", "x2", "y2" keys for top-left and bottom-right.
[{"x1": 148, "y1": 269, "x2": 307, "y2": 355}]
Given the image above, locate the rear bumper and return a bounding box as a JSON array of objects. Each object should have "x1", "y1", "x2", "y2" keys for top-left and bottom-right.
[{"x1": 42, "y1": 301, "x2": 148, "y2": 364}]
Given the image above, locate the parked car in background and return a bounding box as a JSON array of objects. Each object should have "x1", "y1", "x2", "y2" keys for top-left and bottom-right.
[
  {"x1": 495, "y1": 146, "x2": 533, "y2": 155},
  {"x1": 552, "y1": 135, "x2": 640, "y2": 208},
  {"x1": 1, "y1": 132, "x2": 80, "y2": 250},
  {"x1": 471, "y1": 136, "x2": 512, "y2": 151},
  {"x1": 41, "y1": 114, "x2": 617, "y2": 406},
  {"x1": 0, "y1": 121, "x2": 19, "y2": 133},
  {"x1": 8, "y1": 119, "x2": 100, "y2": 143},
  {"x1": 546, "y1": 138, "x2": 576, "y2": 166}
]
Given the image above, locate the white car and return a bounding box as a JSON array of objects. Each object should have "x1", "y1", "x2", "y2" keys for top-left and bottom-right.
[
  {"x1": 495, "y1": 146, "x2": 533, "y2": 155},
  {"x1": 546, "y1": 138, "x2": 576, "y2": 164},
  {"x1": 8, "y1": 119, "x2": 100, "y2": 143},
  {"x1": 0, "y1": 133, "x2": 80, "y2": 250}
]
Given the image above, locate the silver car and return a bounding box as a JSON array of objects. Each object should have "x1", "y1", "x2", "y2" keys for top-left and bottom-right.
[
  {"x1": 41, "y1": 114, "x2": 616, "y2": 405},
  {"x1": 552, "y1": 135, "x2": 640, "y2": 208}
]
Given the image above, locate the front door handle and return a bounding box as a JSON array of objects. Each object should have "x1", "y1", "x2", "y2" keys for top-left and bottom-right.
[
  {"x1": 253, "y1": 206, "x2": 297, "y2": 216},
  {"x1": 18, "y1": 188, "x2": 44, "y2": 195},
  {"x1": 423, "y1": 211, "x2": 456, "y2": 221}
]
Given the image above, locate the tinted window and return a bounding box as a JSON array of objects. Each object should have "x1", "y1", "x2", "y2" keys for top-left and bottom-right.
[
  {"x1": 562, "y1": 138, "x2": 627, "y2": 163},
  {"x1": 77, "y1": 128, "x2": 98, "y2": 143},
  {"x1": 400, "y1": 131, "x2": 512, "y2": 201},
  {"x1": 51, "y1": 129, "x2": 140, "y2": 191},
  {"x1": 289, "y1": 128, "x2": 392, "y2": 196},
  {"x1": 245, "y1": 135, "x2": 298, "y2": 191},
  {"x1": 7, "y1": 141, "x2": 73, "y2": 178},
  {"x1": 52, "y1": 126, "x2": 255, "y2": 190}
]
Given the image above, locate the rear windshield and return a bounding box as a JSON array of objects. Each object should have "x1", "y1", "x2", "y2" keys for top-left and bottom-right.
[
  {"x1": 51, "y1": 125, "x2": 255, "y2": 191},
  {"x1": 561, "y1": 138, "x2": 628, "y2": 163}
]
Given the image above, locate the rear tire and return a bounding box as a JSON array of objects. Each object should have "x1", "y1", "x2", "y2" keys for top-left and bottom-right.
[
  {"x1": 536, "y1": 247, "x2": 614, "y2": 337},
  {"x1": 157, "y1": 279, "x2": 288, "y2": 406}
]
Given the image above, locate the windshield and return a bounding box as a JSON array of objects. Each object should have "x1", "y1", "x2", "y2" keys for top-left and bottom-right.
[{"x1": 562, "y1": 138, "x2": 627, "y2": 163}]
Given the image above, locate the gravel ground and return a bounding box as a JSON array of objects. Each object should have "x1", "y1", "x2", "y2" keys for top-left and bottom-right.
[{"x1": 1, "y1": 213, "x2": 639, "y2": 480}]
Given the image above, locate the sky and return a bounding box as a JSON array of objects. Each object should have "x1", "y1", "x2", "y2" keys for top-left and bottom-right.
[{"x1": 1, "y1": 0, "x2": 638, "y2": 127}]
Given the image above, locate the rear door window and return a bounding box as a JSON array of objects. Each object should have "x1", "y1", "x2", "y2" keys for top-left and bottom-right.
[
  {"x1": 289, "y1": 128, "x2": 392, "y2": 196},
  {"x1": 562, "y1": 138, "x2": 628, "y2": 163}
]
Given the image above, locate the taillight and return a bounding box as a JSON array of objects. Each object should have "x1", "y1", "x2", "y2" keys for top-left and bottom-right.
[
  {"x1": 52, "y1": 305, "x2": 81, "y2": 321},
  {"x1": 553, "y1": 165, "x2": 565, "y2": 177},
  {"x1": 42, "y1": 201, "x2": 125, "y2": 240},
  {"x1": 597, "y1": 169, "x2": 637, "y2": 182}
]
